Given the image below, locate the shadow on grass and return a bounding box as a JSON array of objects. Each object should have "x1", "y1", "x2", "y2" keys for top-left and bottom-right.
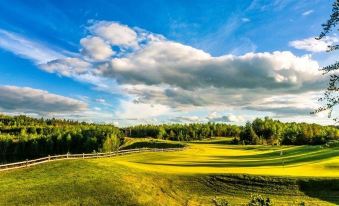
[
  {"x1": 120, "y1": 141, "x2": 185, "y2": 150},
  {"x1": 189, "y1": 139, "x2": 234, "y2": 145},
  {"x1": 192, "y1": 174, "x2": 339, "y2": 205},
  {"x1": 298, "y1": 178, "x2": 339, "y2": 205}
]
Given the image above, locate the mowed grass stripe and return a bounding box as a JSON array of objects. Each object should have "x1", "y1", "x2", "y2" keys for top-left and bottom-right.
[{"x1": 112, "y1": 140, "x2": 339, "y2": 177}]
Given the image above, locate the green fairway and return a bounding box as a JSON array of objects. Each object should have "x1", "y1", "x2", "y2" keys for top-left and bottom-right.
[
  {"x1": 0, "y1": 138, "x2": 338, "y2": 205},
  {"x1": 115, "y1": 138, "x2": 339, "y2": 177}
]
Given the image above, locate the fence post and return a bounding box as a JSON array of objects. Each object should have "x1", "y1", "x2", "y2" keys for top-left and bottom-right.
[
  {"x1": 26, "y1": 159, "x2": 28, "y2": 167},
  {"x1": 48, "y1": 155, "x2": 50, "y2": 161},
  {"x1": 67, "y1": 152, "x2": 69, "y2": 159},
  {"x1": 83, "y1": 153, "x2": 84, "y2": 159}
]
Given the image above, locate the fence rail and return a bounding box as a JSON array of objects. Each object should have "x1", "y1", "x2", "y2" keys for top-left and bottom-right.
[{"x1": 0, "y1": 147, "x2": 184, "y2": 172}]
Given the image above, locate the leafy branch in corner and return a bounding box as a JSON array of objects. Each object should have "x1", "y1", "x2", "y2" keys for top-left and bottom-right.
[{"x1": 313, "y1": 0, "x2": 339, "y2": 120}]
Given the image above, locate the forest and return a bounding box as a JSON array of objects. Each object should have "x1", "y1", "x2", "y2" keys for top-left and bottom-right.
[
  {"x1": 124, "y1": 117, "x2": 339, "y2": 145},
  {"x1": 1, "y1": 114, "x2": 339, "y2": 163},
  {"x1": 0, "y1": 114, "x2": 123, "y2": 163}
]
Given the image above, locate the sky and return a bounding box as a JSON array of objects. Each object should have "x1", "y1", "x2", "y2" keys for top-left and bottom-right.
[{"x1": 0, "y1": 0, "x2": 338, "y2": 126}]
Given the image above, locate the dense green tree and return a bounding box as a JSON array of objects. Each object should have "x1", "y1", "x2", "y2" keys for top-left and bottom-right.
[
  {"x1": 0, "y1": 114, "x2": 123, "y2": 163},
  {"x1": 125, "y1": 118, "x2": 339, "y2": 146},
  {"x1": 103, "y1": 134, "x2": 120, "y2": 152},
  {"x1": 240, "y1": 122, "x2": 259, "y2": 145}
]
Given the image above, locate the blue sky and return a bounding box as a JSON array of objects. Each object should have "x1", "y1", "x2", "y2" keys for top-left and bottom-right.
[{"x1": 0, "y1": 0, "x2": 337, "y2": 125}]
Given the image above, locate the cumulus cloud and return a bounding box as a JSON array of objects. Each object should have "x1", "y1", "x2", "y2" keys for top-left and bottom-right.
[
  {"x1": 114, "y1": 100, "x2": 171, "y2": 119},
  {"x1": 289, "y1": 36, "x2": 338, "y2": 52},
  {"x1": 88, "y1": 21, "x2": 138, "y2": 47},
  {"x1": 99, "y1": 49, "x2": 320, "y2": 91},
  {"x1": 170, "y1": 116, "x2": 201, "y2": 123},
  {"x1": 243, "y1": 91, "x2": 321, "y2": 117},
  {"x1": 0, "y1": 21, "x2": 328, "y2": 121},
  {"x1": 207, "y1": 112, "x2": 244, "y2": 122},
  {"x1": 170, "y1": 113, "x2": 245, "y2": 123},
  {"x1": 0, "y1": 86, "x2": 87, "y2": 114},
  {"x1": 41, "y1": 57, "x2": 91, "y2": 76},
  {"x1": 80, "y1": 36, "x2": 114, "y2": 60}
]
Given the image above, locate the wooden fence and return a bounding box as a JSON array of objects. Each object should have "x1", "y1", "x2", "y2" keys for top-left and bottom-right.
[{"x1": 0, "y1": 147, "x2": 184, "y2": 172}]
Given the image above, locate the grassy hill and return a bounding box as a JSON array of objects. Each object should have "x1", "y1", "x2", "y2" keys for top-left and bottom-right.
[
  {"x1": 120, "y1": 138, "x2": 186, "y2": 150},
  {"x1": 0, "y1": 138, "x2": 338, "y2": 205}
]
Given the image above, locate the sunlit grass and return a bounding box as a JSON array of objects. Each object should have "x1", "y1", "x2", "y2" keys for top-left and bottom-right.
[
  {"x1": 114, "y1": 139, "x2": 339, "y2": 177},
  {"x1": 0, "y1": 138, "x2": 338, "y2": 205}
]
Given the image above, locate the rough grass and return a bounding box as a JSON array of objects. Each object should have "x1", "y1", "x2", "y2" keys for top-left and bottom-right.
[
  {"x1": 0, "y1": 138, "x2": 338, "y2": 205},
  {"x1": 120, "y1": 138, "x2": 185, "y2": 150}
]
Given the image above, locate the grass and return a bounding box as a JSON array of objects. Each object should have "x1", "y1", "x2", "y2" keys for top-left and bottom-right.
[
  {"x1": 0, "y1": 137, "x2": 338, "y2": 205},
  {"x1": 120, "y1": 138, "x2": 185, "y2": 150},
  {"x1": 117, "y1": 138, "x2": 339, "y2": 177}
]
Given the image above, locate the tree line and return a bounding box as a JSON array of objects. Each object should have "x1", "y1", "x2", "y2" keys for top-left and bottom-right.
[
  {"x1": 123, "y1": 117, "x2": 339, "y2": 145},
  {"x1": 123, "y1": 123, "x2": 241, "y2": 141},
  {"x1": 240, "y1": 117, "x2": 339, "y2": 145},
  {"x1": 1, "y1": 114, "x2": 339, "y2": 163},
  {"x1": 0, "y1": 114, "x2": 123, "y2": 163}
]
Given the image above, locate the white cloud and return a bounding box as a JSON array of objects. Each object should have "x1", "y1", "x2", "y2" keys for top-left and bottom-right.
[
  {"x1": 289, "y1": 36, "x2": 338, "y2": 52},
  {"x1": 41, "y1": 57, "x2": 91, "y2": 76},
  {"x1": 171, "y1": 116, "x2": 201, "y2": 123},
  {"x1": 0, "y1": 85, "x2": 87, "y2": 114},
  {"x1": 80, "y1": 36, "x2": 114, "y2": 60},
  {"x1": 95, "y1": 98, "x2": 106, "y2": 104},
  {"x1": 93, "y1": 107, "x2": 102, "y2": 111},
  {"x1": 244, "y1": 91, "x2": 321, "y2": 117},
  {"x1": 302, "y1": 10, "x2": 314, "y2": 16},
  {"x1": 114, "y1": 100, "x2": 171, "y2": 119},
  {"x1": 207, "y1": 112, "x2": 245, "y2": 122},
  {"x1": 0, "y1": 29, "x2": 64, "y2": 63},
  {"x1": 100, "y1": 49, "x2": 320, "y2": 91},
  {"x1": 89, "y1": 21, "x2": 138, "y2": 47},
  {"x1": 170, "y1": 112, "x2": 245, "y2": 123},
  {"x1": 0, "y1": 22, "x2": 329, "y2": 122},
  {"x1": 241, "y1": 18, "x2": 251, "y2": 22},
  {"x1": 47, "y1": 22, "x2": 325, "y2": 119}
]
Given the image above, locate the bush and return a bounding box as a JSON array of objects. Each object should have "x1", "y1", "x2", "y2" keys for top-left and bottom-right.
[
  {"x1": 212, "y1": 197, "x2": 229, "y2": 206},
  {"x1": 324, "y1": 140, "x2": 339, "y2": 148},
  {"x1": 299, "y1": 201, "x2": 306, "y2": 206},
  {"x1": 230, "y1": 137, "x2": 239, "y2": 144},
  {"x1": 248, "y1": 194, "x2": 273, "y2": 206}
]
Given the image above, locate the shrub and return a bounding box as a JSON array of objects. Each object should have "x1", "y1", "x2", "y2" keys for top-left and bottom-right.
[
  {"x1": 212, "y1": 197, "x2": 229, "y2": 206},
  {"x1": 230, "y1": 137, "x2": 239, "y2": 144},
  {"x1": 324, "y1": 140, "x2": 339, "y2": 148},
  {"x1": 248, "y1": 194, "x2": 273, "y2": 206}
]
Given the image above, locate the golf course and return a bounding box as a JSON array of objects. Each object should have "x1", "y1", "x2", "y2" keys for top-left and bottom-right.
[
  {"x1": 1, "y1": 0, "x2": 339, "y2": 205},
  {"x1": 0, "y1": 138, "x2": 338, "y2": 205}
]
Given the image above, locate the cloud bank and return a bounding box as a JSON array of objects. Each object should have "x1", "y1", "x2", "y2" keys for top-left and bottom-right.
[
  {"x1": 0, "y1": 22, "x2": 327, "y2": 121},
  {"x1": 0, "y1": 86, "x2": 87, "y2": 114}
]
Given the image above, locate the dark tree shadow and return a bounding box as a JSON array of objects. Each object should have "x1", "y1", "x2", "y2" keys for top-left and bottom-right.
[{"x1": 191, "y1": 174, "x2": 339, "y2": 205}]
